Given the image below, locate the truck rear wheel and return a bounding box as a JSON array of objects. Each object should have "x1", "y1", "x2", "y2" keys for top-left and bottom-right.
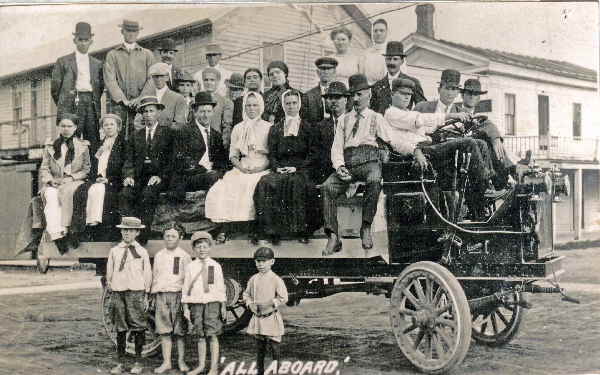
[{"x1": 471, "y1": 291, "x2": 524, "y2": 347}]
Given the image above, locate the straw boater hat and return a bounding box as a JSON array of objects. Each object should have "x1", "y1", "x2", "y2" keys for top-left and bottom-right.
[
  {"x1": 136, "y1": 96, "x2": 165, "y2": 113},
  {"x1": 116, "y1": 217, "x2": 145, "y2": 229},
  {"x1": 460, "y1": 78, "x2": 488, "y2": 95}
]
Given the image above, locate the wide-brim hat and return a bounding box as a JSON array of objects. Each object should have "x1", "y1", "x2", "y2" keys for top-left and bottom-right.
[
  {"x1": 254, "y1": 247, "x2": 275, "y2": 260},
  {"x1": 136, "y1": 96, "x2": 165, "y2": 113},
  {"x1": 116, "y1": 216, "x2": 145, "y2": 229},
  {"x1": 205, "y1": 43, "x2": 223, "y2": 56},
  {"x1": 460, "y1": 78, "x2": 488, "y2": 95},
  {"x1": 391, "y1": 78, "x2": 415, "y2": 95},
  {"x1": 347, "y1": 74, "x2": 371, "y2": 93},
  {"x1": 439, "y1": 69, "x2": 461, "y2": 89},
  {"x1": 383, "y1": 41, "x2": 406, "y2": 57},
  {"x1": 174, "y1": 70, "x2": 195, "y2": 84},
  {"x1": 119, "y1": 19, "x2": 142, "y2": 32},
  {"x1": 225, "y1": 73, "x2": 245, "y2": 90},
  {"x1": 322, "y1": 81, "x2": 349, "y2": 97},
  {"x1": 73, "y1": 22, "x2": 93, "y2": 38},
  {"x1": 192, "y1": 92, "x2": 217, "y2": 108},
  {"x1": 158, "y1": 37, "x2": 177, "y2": 52},
  {"x1": 191, "y1": 231, "x2": 213, "y2": 246},
  {"x1": 315, "y1": 56, "x2": 338, "y2": 69}
]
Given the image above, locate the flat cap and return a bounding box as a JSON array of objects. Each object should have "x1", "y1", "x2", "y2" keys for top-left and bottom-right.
[
  {"x1": 191, "y1": 231, "x2": 214, "y2": 246},
  {"x1": 392, "y1": 78, "x2": 415, "y2": 94},
  {"x1": 148, "y1": 62, "x2": 171, "y2": 77},
  {"x1": 315, "y1": 57, "x2": 338, "y2": 69}
]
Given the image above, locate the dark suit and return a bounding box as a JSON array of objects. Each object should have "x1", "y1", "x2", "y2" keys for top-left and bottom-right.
[
  {"x1": 168, "y1": 65, "x2": 182, "y2": 91},
  {"x1": 370, "y1": 73, "x2": 426, "y2": 114},
  {"x1": 232, "y1": 92, "x2": 264, "y2": 127},
  {"x1": 303, "y1": 86, "x2": 326, "y2": 124},
  {"x1": 51, "y1": 52, "x2": 104, "y2": 151},
  {"x1": 120, "y1": 124, "x2": 173, "y2": 241},
  {"x1": 313, "y1": 115, "x2": 339, "y2": 184},
  {"x1": 169, "y1": 120, "x2": 228, "y2": 201}
]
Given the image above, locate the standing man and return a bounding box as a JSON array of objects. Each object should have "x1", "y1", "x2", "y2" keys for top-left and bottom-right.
[
  {"x1": 157, "y1": 38, "x2": 181, "y2": 91},
  {"x1": 201, "y1": 68, "x2": 233, "y2": 148},
  {"x1": 303, "y1": 57, "x2": 338, "y2": 125},
  {"x1": 193, "y1": 44, "x2": 231, "y2": 98},
  {"x1": 232, "y1": 68, "x2": 263, "y2": 126},
  {"x1": 362, "y1": 18, "x2": 389, "y2": 85},
  {"x1": 413, "y1": 69, "x2": 461, "y2": 114},
  {"x1": 370, "y1": 41, "x2": 426, "y2": 114},
  {"x1": 140, "y1": 62, "x2": 188, "y2": 129},
  {"x1": 322, "y1": 74, "x2": 394, "y2": 256},
  {"x1": 104, "y1": 19, "x2": 156, "y2": 139},
  {"x1": 51, "y1": 22, "x2": 104, "y2": 152},
  {"x1": 120, "y1": 96, "x2": 173, "y2": 244}
]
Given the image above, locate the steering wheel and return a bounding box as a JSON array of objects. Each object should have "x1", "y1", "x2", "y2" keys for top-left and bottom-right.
[{"x1": 428, "y1": 115, "x2": 488, "y2": 144}]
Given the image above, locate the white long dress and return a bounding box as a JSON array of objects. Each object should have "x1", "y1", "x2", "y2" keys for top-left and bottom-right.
[{"x1": 205, "y1": 118, "x2": 272, "y2": 222}]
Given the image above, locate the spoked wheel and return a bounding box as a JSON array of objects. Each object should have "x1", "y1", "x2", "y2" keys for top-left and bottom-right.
[
  {"x1": 390, "y1": 261, "x2": 472, "y2": 374},
  {"x1": 471, "y1": 291, "x2": 525, "y2": 347},
  {"x1": 223, "y1": 278, "x2": 252, "y2": 333},
  {"x1": 101, "y1": 287, "x2": 161, "y2": 357}
]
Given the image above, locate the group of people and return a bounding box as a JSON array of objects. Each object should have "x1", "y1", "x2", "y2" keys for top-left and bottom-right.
[
  {"x1": 106, "y1": 217, "x2": 287, "y2": 375},
  {"x1": 44, "y1": 18, "x2": 515, "y2": 256}
]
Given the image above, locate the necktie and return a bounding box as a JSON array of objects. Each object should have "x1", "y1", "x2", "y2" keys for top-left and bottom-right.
[
  {"x1": 351, "y1": 113, "x2": 362, "y2": 137},
  {"x1": 332, "y1": 116, "x2": 337, "y2": 136},
  {"x1": 146, "y1": 128, "x2": 152, "y2": 152},
  {"x1": 118, "y1": 245, "x2": 138, "y2": 271}
]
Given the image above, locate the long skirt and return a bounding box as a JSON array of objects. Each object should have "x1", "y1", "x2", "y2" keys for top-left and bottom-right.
[
  {"x1": 205, "y1": 168, "x2": 270, "y2": 223},
  {"x1": 254, "y1": 171, "x2": 318, "y2": 237}
]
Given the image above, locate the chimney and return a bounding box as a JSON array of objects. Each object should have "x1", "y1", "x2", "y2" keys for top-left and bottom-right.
[{"x1": 416, "y1": 4, "x2": 435, "y2": 39}]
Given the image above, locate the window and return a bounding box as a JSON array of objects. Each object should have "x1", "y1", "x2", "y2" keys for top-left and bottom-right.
[
  {"x1": 261, "y1": 42, "x2": 285, "y2": 88},
  {"x1": 12, "y1": 85, "x2": 22, "y2": 127},
  {"x1": 504, "y1": 93, "x2": 516, "y2": 135},
  {"x1": 573, "y1": 103, "x2": 582, "y2": 137},
  {"x1": 31, "y1": 80, "x2": 42, "y2": 146}
]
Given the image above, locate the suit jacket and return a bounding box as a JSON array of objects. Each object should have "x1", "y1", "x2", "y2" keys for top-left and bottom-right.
[
  {"x1": 172, "y1": 120, "x2": 228, "y2": 175},
  {"x1": 303, "y1": 86, "x2": 326, "y2": 124},
  {"x1": 51, "y1": 52, "x2": 104, "y2": 123},
  {"x1": 370, "y1": 72, "x2": 426, "y2": 115},
  {"x1": 123, "y1": 124, "x2": 173, "y2": 183},
  {"x1": 139, "y1": 86, "x2": 189, "y2": 128},
  {"x1": 211, "y1": 93, "x2": 234, "y2": 136},
  {"x1": 90, "y1": 135, "x2": 126, "y2": 190},
  {"x1": 313, "y1": 115, "x2": 339, "y2": 184},
  {"x1": 451, "y1": 103, "x2": 502, "y2": 141},
  {"x1": 168, "y1": 64, "x2": 182, "y2": 91},
  {"x1": 39, "y1": 137, "x2": 91, "y2": 184},
  {"x1": 232, "y1": 92, "x2": 264, "y2": 126}
]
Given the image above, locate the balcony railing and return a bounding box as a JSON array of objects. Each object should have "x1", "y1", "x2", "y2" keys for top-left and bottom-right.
[
  {"x1": 0, "y1": 114, "x2": 57, "y2": 152},
  {"x1": 504, "y1": 135, "x2": 600, "y2": 162}
]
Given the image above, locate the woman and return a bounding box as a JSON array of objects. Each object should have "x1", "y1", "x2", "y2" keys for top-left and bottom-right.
[
  {"x1": 329, "y1": 27, "x2": 362, "y2": 85},
  {"x1": 71, "y1": 114, "x2": 125, "y2": 241},
  {"x1": 262, "y1": 61, "x2": 302, "y2": 125},
  {"x1": 254, "y1": 90, "x2": 319, "y2": 244},
  {"x1": 39, "y1": 114, "x2": 90, "y2": 250},
  {"x1": 205, "y1": 92, "x2": 272, "y2": 242}
]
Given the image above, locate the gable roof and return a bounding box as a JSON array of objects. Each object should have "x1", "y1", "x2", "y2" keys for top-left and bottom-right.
[{"x1": 428, "y1": 35, "x2": 597, "y2": 82}]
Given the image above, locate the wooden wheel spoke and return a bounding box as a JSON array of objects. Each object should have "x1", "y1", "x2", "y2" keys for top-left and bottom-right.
[
  {"x1": 480, "y1": 320, "x2": 488, "y2": 335},
  {"x1": 496, "y1": 310, "x2": 510, "y2": 326},
  {"x1": 398, "y1": 308, "x2": 417, "y2": 316},
  {"x1": 490, "y1": 312, "x2": 499, "y2": 334},
  {"x1": 432, "y1": 286, "x2": 443, "y2": 306},
  {"x1": 403, "y1": 322, "x2": 418, "y2": 334},
  {"x1": 230, "y1": 308, "x2": 240, "y2": 320},
  {"x1": 413, "y1": 278, "x2": 427, "y2": 302},
  {"x1": 432, "y1": 330, "x2": 446, "y2": 359},
  {"x1": 435, "y1": 303, "x2": 451, "y2": 317},
  {"x1": 425, "y1": 278, "x2": 434, "y2": 303},
  {"x1": 435, "y1": 326, "x2": 454, "y2": 349},
  {"x1": 426, "y1": 332, "x2": 433, "y2": 360},
  {"x1": 403, "y1": 287, "x2": 421, "y2": 308},
  {"x1": 436, "y1": 316, "x2": 457, "y2": 330},
  {"x1": 414, "y1": 328, "x2": 426, "y2": 350}
]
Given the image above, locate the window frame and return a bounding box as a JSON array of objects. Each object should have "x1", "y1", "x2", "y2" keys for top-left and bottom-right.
[{"x1": 504, "y1": 93, "x2": 516, "y2": 136}]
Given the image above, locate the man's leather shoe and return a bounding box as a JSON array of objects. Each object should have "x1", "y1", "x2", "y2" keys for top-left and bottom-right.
[
  {"x1": 322, "y1": 235, "x2": 342, "y2": 256},
  {"x1": 360, "y1": 226, "x2": 373, "y2": 250}
]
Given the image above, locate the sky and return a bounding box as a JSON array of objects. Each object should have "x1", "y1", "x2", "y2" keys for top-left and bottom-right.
[{"x1": 0, "y1": 2, "x2": 598, "y2": 76}]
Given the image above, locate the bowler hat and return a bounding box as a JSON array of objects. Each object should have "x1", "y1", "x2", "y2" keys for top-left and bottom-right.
[
  {"x1": 192, "y1": 91, "x2": 217, "y2": 108},
  {"x1": 116, "y1": 216, "x2": 145, "y2": 229},
  {"x1": 119, "y1": 19, "x2": 142, "y2": 32},
  {"x1": 392, "y1": 78, "x2": 415, "y2": 94},
  {"x1": 383, "y1": 41, "x2": 406, "y2": 57},
  {"x1": 322, "y1": 81, "x2": 349, "y2": 98},
  {"x1": 315, "y1": 57, "x2": 338, "y2": 69},
  {"x1": 347, "y1": 74, "x2": 371, "y2": 93},
  {"x1": 136, "y1": 96, "x2": 165, "y2": 113},
  {"x1": 73, "y1": 22, "x2": 93, "y2": 38},
  {"x1": 225, "y1": 73, "x2": 245, "y2": 90},
  {"x1": 205, "y1": 43, "x2": 223, "y2": 56},
  {"x1": 174, "y1": 70, "x2": 195, "y2": 84},
  {"x1": 148, "y1": 62, "x2": 170, "y2": 77},
  {"x1": 158, "y1": 38, "x2": 178, "y2": 52},
  {"x1": 191, "y1": 231, "x2": 213, "y2": 246},
  {"x1": 439, "y1": 69, "x2": 461, "y2": 89},
  {"x1": 254, "y1": 247, "x2": 275, "y2": 260},
  {"x1": 461, "y1": 78, "x2": 488, "y2": 95}
]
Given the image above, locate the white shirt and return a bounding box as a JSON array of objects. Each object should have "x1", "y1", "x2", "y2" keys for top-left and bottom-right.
[
  {"x1": 196, "y1": 120, "x2": 213, "y2": 170},
  {"x1": 182, "y1": 257, "x2": 226, "y2": 304},
  {"x1": 75, "y1": 51, "x2": 93, "y2": 92},
  {"x1": 145, "y1": 122, "x2": 158, "y2": 142},
  {"x1": 435, "y1": 99, "x2": 454, "y2": 114},
  {"x1": 284, "y1": 115, "x2": 301, "y2": 137},
  {"x1": 387, "y1": 71, "x2": 402, "y2": 91},
  {"x1": 193, "y1": 63, "x2": 232, "y2": 98},
  {"x1": 151, "y1": 247, "x2": 192, "y2": 293},
  {"x1": 363, "y1": 42, "x2": 388, "y2": 85},
  {"x1": 384, "y1": 106, "x2": 445, "y2": 154},
  {"x1": 155, "y1": 86, "x2": 168, "y2": 103},
  {"x1": 123, "y1": 42, "x2": 136, "y2": 51},
  {"x1": 106, "y1": 241, "x2": 152, "y2": 292}
]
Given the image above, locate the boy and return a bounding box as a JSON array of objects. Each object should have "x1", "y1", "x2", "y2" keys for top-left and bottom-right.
[
  {"x1": 150, "y1": 222, "x2": 192, "y2": 373},
  {"x1": 243, "y1": 247, "x2": 289, "y2": 375},
  {"x1": 182, "y1": 231, "x2": 227, "y2": 375},
  {"x1": 106, "y1": 217, "x2": 152, "y2": 374}
]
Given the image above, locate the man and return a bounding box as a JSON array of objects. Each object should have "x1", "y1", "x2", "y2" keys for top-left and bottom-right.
[
  {"x1": 455, "y1": 78, "x2": 514, "y2": 188},
  {"x1": 201, "y1": 67, "x2": 234, "y2": 147},
  {"x1": 232, "y1": 68, "x2": 263, "y2": 126},
  {"x1": 139, "y1": 62, "x2": 188, "y2": 129},
  {"x1": 225, "y1": 73, "x2": 245, "y2": 102},
  {"x1": 120, "y1": 96, "x2": 173, "y2": 244},
  {"x1": 174, "y1": 70, "x2": 195, "y2": 107},
  {"x1": 168, "y1": 92, "x2": 228, "y2": 202},
  {"x1": 362, "y1": 18, "x2": 389, "y2": 85},
  {"x1": 156, "y1": 38, "x2": 181, "y2": 90},
  {"x1": 370, "y1": 41, "x2": 426, "y2": 114},
  {"x1": 413, "y1": 69, "x2": 461, "y2": 114},
  {"x1": 322, "y1": 74, "x2": 395, "y2": 256},
  {"x1": 104, "y1": 19, "x2": 156, "y2": 139},
  {"x1": 51, "y1": 22, "x2": 104, "y2": 152},
  {"x1": 193, "y1": 43, "x2": 232, "y2": 97},
  {"x1": 303, "y1": 57, "x2": 338, "y2": 125}
]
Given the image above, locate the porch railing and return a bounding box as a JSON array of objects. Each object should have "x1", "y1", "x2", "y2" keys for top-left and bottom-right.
[
  {"x1": 504, "y1": 135, "x2": 600, "y2": 162},
  {"x1": 0, "y1": 114, "x2": 57, "y2": 151}
]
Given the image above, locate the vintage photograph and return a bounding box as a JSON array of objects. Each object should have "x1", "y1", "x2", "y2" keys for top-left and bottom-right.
[{"x1": 0, "y1": 2, "x2": 598, "y2": 374}]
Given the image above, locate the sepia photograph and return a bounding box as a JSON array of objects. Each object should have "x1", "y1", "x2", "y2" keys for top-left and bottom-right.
[{"x1": 0, "y1": 2, "x2": 598, "y2": 374}]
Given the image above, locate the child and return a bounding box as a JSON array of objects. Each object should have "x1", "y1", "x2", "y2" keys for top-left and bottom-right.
[
  {"x1": 106, "y1": 217, "x2": 152, "y2": 374},
  {"x1": 150, "y1": 222, "x2": 192, "y2": 373},
  {"x1": 182, "y1": 231, "x2": 228, "y2": 375},
  {"x1": 243, "y1": 247, "x2": 289, "y2": 375}
]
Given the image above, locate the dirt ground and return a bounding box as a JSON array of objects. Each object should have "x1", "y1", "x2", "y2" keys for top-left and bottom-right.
[{"x1": 1, "y1": 249, "x2": 599, "y2": 375}]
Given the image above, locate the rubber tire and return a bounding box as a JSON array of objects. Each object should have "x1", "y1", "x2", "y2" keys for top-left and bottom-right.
[{"x1": 471, "y1": 292, "x2": 525, "y2": 347}]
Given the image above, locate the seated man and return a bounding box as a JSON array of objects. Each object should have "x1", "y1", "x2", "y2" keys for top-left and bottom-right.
[
  {"x1": 169, "y1": 91, "x2": 227, "y2": 202},
  {"x1": 385, "y1": 78, "x2": 495, "y2": 220}
]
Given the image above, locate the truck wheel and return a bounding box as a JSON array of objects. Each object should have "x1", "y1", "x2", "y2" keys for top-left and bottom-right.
[
  {"x1": 101, "y1": 287, "x2": 160, "y2": 357},
  {"x1": 223, "y1": 278, "x2": 252, "y2": 333},
  {"x1": 390, "y1": 261, "x2": 472, "y2": 374},
  {"x1": 471, "y1": 291, "x2": 524, "y2": 347}
]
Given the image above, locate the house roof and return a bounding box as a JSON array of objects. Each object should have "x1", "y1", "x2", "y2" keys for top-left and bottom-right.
[{"x1": 430, "y1": 35, "x2": 597, "y2": 82}]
